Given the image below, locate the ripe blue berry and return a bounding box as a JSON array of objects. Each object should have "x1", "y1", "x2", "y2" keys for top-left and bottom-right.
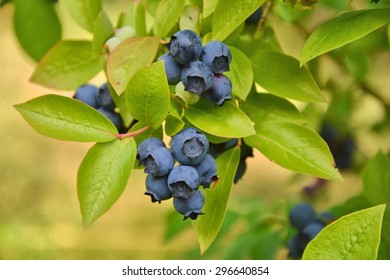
[
  {"x1": 145, "y1": 174, "x2": 172, "y2": 203},
  {"x1": 158, "y1": 53, "x2": 184, "y2": 85},
  {"x1": 168, "y1": 165, "x2": 200, "y2": 199},
  {"x1": 171, "y1": 128, "x2": 209, "y2": 165},
  {"x1": 289, "y1": 203, "x2": 317, "y2": 231},
  {"x1": 302, "y1": 222, "x2": 324, "y2": 240},
  {"x1": 181, "y1": 61, "x2": 214, "y2": 95},
  {"x1": 203, "y1": 74, "x2": 232, "y2": 105},
  {"x1": 173, "y1": 190, "x2": 205, "y2": 220},
  {"x1": 245, "y1": 7, "x2": 263, "y2": 24},
  {"x1": 140, "y1": 146, "x2": 174, "y2": 177},
  {"x1": 74, "y1": 84, "x2": 99, "y2": 108},
  {"x1": 200, "y1": 41, "x2": 232, "y2": 74},
  {"x1": 194, "y1": 154, "x2": 218, "y2": 188},
  {"x1": 97, "y1": 107, "x2": 123, "y2": 131},
  {"x1": 168, "y1": 30, "x2": 202, "y2": 65},
  {"x1": 137, "y1": 137, "x2": 165, "y2": 162},
  {"x1": 287, "y1": 233, "x2": 310, "y2": 259},
  {"x1": 97, "y1": 83, "x2": 116, "y2": 111}
]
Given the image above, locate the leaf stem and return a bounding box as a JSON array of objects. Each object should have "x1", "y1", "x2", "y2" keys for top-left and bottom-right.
[{"x1": 116, "y1": 125, "x2": 150, "y2": 139}]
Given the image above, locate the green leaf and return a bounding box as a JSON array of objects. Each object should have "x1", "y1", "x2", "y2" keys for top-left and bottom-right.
[
  {"x1": 153, "y1": 0, "x2": 185, "y2": 37},
  {"x1": 224, "y1": 47, "x2": 253, "y2": 101},
  {"x1": 77, "y1": 138, "x2": 137, "y2": 228},
  {"x1": 388, "y1": 23, "x2": 390, "y2": 47},
  {"x1": 180, "y1": 5, "x2": 201, "y2": 33},
  {"x1": 362, "y1": 151, "x2": 390, "y2": 205},
  {"x1": 241, "y1": 92, "x2": 306, "y2": 124},
  {"x1": 118, "y1": 1, "x2": 147, "y2": 36},
  {"x1": 107, "y1": 37, "x2": 160, "y2": 94},
  {"x1": 252, "y1": 50, "x2": 326, "y2": 103},
  {"x1": 303, "y1": 205, "x2": 386, "y2": 260},
  {"x1": 203, "y1": 0, "x2": 219, "y2": 18},
  {"x1": 212, "y1": 0, "x2": 266, "y2": 41},
  {"x1": 13, "y1": 0, "x2": 61, "y2": 61},
  {"x1": 92, "y1": 11, "x2": 114, "y2": 53},
  {"x1": 245, "y1": 121, "x2": 342, "y2": 181},
  {"x1": 301, "y1": 8, "x2": 390, "y2": 65},
  {"x1": 30, "y1": 40, "x2": 101, "y2": 90},
  {"x1": 165, "y1": 114, "x2": 185, "y2": 136},
  {"x1": 184, "y1": 98, "x2": 255, "y2": 138},
  {"x1": 60, "y1": 0, "x2": 102, "y2": 32},
  {"x1": 105, "y1": 83, "x2": 134, "y2": 127},
  {"x1": 194, "y1": 147, "x2": 240, "y2": 254},
  {"x1": 125, "y1": 61, "x2": 170, "y2": 129},
  {"x1": 14, "y1": 94, "x2": 117, "y2": 142}
]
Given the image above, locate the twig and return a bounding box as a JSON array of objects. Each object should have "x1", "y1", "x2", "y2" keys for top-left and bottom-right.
[{"x1": 115, "y1": 125, "x2": 150, "y2": 139}]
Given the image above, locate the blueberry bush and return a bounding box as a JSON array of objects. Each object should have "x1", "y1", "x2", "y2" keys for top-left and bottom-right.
[{"x1": 4, "y1": 0, "x2": 390, "y2": 259}]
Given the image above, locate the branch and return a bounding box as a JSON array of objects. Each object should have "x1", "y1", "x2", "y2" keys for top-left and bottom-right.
[{"x1": 115, "y1": 125, "x2": 150, "y2": 139}]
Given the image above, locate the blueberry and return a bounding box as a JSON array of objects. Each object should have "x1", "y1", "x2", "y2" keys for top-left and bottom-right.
[
  {"x1": 137, "y1": 137, "x2": 166, "y2": 162},
  {"x1": 302, "y1": 222, "x2": 324, "y2": 240},
  {"x1": 208, "y1": 138, "x2": 238, "y2": 158},
  {"x1": 317, "y1": 212, "x2": 334, "y2": 226},
  {"x1": 168, "y1": 29, "x2": 202, "y2": 65},
  {"x1": 194, "y1": 154, "x2": 218, "y2": 188},
  {"x1": 97, "y1": 83, "x2": 116, "y2": 111},
  {"x1": 203, "y1": 74, "x2": 232, "y2": 105},
  {"x1": 168, "y1": 165, "x2": 200, "y2": 199},
  {"x1": 200, "y1": 41, "x2": 232, "y2": 74},
  {"x1": 145, "y1": 174, "x2": 172, "y2": 203},
  {"x1": 287, "y1": 233, "x2": 311, "y2": 259},
  {"x1": 289, "y1": 203, "x2": 317, "y2": 231},
  {"x1": 181, "y1": 61, "x2": 214, "y2": 96},
  {"x1": 245, "y1": 7, "x2": 263, "y2": 24},
  {"x1": 140, "y1": 146, "x2": 174, "y2": 177},
  {"x1": 234, "y1": 160, "x2": 247, "y2": 183},
  {"x1": 97, "y1": 107, "x2": 124, "y2": 131},
  {"x1": 171, "y1": 128, "x2": 209, "y2": 165},
  {"x1": 158, "y1": 53, "x2": 184, "y2": 85},
  {"x1": 173, "y1": 190, "x2": 205, "y2": 220},
  {"x1": 74, "y1": 84, "x2": 99, "y2": 108}
]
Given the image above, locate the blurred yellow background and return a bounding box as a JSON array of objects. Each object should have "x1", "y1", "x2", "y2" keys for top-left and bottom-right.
[{"x1": 1, "y1": 1, "x2": 388, "y2": 260}]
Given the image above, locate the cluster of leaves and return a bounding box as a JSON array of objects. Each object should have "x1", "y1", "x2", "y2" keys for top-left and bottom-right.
[{"x1": 7, "y1": 0, "x2": 390, "y2": 257}]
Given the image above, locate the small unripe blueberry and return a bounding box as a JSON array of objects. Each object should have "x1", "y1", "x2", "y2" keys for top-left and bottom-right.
[
  {"x1": 115, "y1": 25, "x2": 136, "y2": 41},
  {"x1": 105, "y1": 37, "x2": 122, "y2": 52},
  {"x1": 168, "y1": 165, "x2": 200, "y2": 199},
  {"x1": 74, "y1": 84, "x2": 99, "y2": 108},
  {"x1": 145, "y1": 174, "x2": 172, "y2": 203},
  {"x1": 171, "y1": 128, "x2": 209, "y2": 165},
  {"x1": 173, "y1": 190, "x2": 205, "y2": 220},
  {"x1": 200, "y1": 41, "x2": 232, "y2": 74},
  {"x1": 168, "y1": 29, "x2": 202, "y2": 64}
]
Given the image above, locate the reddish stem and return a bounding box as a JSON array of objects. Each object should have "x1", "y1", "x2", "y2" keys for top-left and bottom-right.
[{"x1": 115, "y1": 125, "x2": 150, "y2": 139}]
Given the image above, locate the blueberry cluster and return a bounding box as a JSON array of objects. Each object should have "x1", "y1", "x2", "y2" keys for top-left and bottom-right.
[
  {"x1": 209, "y1": 139, "x2": 253, "y2": 183},
  {"x1": 105, "y1": 25, "x2": 137, "y2": 52},
  {"x1": 74, "y1": 83, "x2": 124, "y2": 132},
  {"x1": 159, "y1": 29, "x2": 233, "y2": 106},
  {"x1": 137, "y1": 128, "x2": 218, "y2": 220},
  {"x1": 287, "y1": 203, "x2": 334, "y2": 259}
]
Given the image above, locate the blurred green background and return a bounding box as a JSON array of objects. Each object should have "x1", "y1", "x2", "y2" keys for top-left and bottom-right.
[{"x1": 1, "y1": 0, "x2": 389, "y2": 259}]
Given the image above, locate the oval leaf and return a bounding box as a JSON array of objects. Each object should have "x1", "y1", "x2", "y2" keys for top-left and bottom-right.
[
  {"x1": 244, "y1": 121, "x2": 342, "y2": 181},
  {"x1": 92, "y1": 11, "x2": 114, "y2": 53},
  {"x1": 14, "y1": 94, "x2": 117, "y2": 142},
  {"x1": 77, "y1": 138, "x2": 137, "y2": 228},
  {"x1": 303, "y1": 205, "x2": 386, "y2": 260},
  {"x1": 30, "y1": 40, "x2": 101, "y2": 90},
  {"x1": 125, "y1": 61, "x2": 170, "y2": 129},
  {"x1": 194, "y1": 147, "x2": 240, "y2": 254},
  {"x1": 153, "y1": 0, "x2": 185, "y2": 37},
  {"x1": 60, "y1": 0, "x2": 102, "y2": 32},
  {"x1": 224, "y1": 46, "x2": 253, "y2": 101},
  {"x1": 13, "y1": 0, "x2": 61, "y2": 61},
  {"x1": 212, "y1": 0, "x2": 266, "y2": 41},
  {"x1": 184, "y1": 98, "x2": 255, "y2": 138},
  {"x1": 252, "y1": 50, "x2": 326, "y2": 103},
  {"x1": 301, "y1": 8, "x2": 390, "y2": 65},
  {"x1": 107, "y1": 37, "x2": 160, "y2": 94}
]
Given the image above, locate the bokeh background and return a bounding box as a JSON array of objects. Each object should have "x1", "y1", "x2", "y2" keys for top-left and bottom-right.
[{"x1": 1, "y1": 0, "x2": 389, "y2": 259}]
